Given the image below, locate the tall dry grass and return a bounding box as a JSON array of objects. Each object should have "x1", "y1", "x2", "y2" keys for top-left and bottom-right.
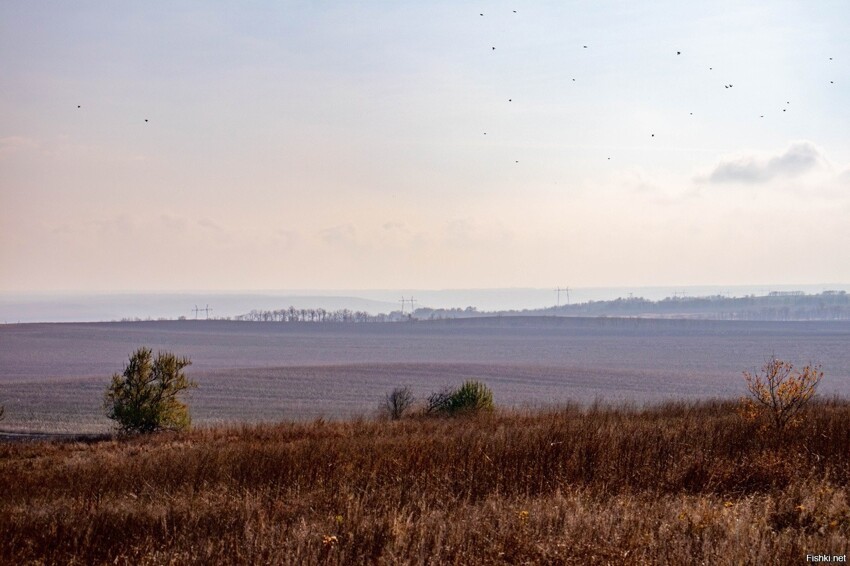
[{"x1": 1, "y1": 399, "x2": 849, "y2": 564}]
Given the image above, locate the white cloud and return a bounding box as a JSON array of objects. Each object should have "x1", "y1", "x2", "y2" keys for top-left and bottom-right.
[
  {"x1": 318, "y1": 224, "x2": 357, "y2": 247},
  {"x1": 700, "y1": 141, "x2": 825, "y2": 184}
]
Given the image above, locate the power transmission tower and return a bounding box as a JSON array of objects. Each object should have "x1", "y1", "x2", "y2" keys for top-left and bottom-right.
[
  {"x1": 203, "y1": 304, "x2": 212, "y2": 320},
  {"x1": 555, "y1": 286, "x2": 570, "y2": 308},
  {"x1": 399, "y1": 296, "x2": 406, "y2": 315},
  {"x1": 192, "y1": 305, "x2": 201, "y2": 319},
  {"x1": 409, "y1": 297, "x2": 417, "y2": 316}
]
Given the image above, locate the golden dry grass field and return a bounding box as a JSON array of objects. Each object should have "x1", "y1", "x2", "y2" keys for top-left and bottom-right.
[{"x1": 2, "y1": 401, "x2": 849, "y2": 564}]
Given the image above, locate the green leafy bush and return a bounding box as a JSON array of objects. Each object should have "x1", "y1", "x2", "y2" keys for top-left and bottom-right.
[
  {"x1": 428, "y1": 380, "x2": 494, "y2": 416},
  {"x1": 104, "y1": 347, "x2": 196, "y2": 434}
]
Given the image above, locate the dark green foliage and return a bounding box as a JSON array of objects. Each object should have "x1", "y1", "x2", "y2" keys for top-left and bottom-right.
[
  {"x1": 104, "y1": 348, "x2": 196, "y2": 434},
  {"x1": 426, "y1": 386, "x2": 454, "y2": 414},
  {"x1": 428, "y1": 380, "x2": 494, "y2": 415},
  {"x1": 383, "y1": 386, "x2": 415, "y2": 420},
  {"x1": 448, "y1": 380, "x2": 494, "y2": 414}
]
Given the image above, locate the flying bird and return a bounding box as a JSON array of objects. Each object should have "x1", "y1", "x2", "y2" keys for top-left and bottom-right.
[
  {"x1": 144, "y1": 119, "x2": 149, "y2": 122},
  {"x1": 77, "y1": 105, "x2": 80, "y2": 108},
  {"x1": 677, "y1": 51, "x2": 681, "y2": 55},
  {"x1": 492, "y1": 46, "x2": 495, "y2": 50},
  {"x1": 583, "y1": 45, "x2": 588, "y2": 48}
]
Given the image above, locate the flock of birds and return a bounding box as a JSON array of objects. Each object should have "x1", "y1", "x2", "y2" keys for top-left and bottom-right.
[
  {"x1": 73, "y1": 10, "x2": 838, "y2": 165},
  {"x1": 475, "y1": 10, "x2": 838, "y2": 164}
]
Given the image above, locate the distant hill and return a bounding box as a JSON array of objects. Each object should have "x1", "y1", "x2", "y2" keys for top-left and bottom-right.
[{"x1": 414, "y1": 291, "x2": 850, "y2": 321}]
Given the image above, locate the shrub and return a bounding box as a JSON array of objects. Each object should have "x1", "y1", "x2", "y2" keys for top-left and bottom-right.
[
  {"x1": 741, "y1": 356, "x2": 823, "y2": 432},
  {"x1": 428, "y1": 380, "x2": 494, "y2": 416},
  {"x1": 104, "y1": 347, "x2": 197, "y2": 434},
  {"x1": 383, "y1": 386, "x2": 415, "y2": 420},
  {"x1": 427, "y1": 386, "x2": 455, "y2": 415}
]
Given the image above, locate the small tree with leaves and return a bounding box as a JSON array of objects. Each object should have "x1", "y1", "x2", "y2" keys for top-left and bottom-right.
[
  {"x1": 104, "y1": 347, "x2": 196, "y2": 434},
  {"x1": 741, "y1": 356, "x2": 823, "y2": 433}
]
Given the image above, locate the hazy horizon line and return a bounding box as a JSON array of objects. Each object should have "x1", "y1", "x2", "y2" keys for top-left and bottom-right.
[{"x1": 3, "y1": 282, "x2": 850, "y2": 297}]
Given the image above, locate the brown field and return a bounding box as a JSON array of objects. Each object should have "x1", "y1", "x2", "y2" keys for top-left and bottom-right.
[
  {"x1": 2, "y1": 317, "x2": 850, "y2": 433},
  {"x1": 2, "y1": 400, "x2": 849, "y2": 564}
]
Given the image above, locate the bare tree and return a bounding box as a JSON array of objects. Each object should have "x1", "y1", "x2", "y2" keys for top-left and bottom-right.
[{"x1": 383, "y1": 387, "x2": 415, "y2": 420}]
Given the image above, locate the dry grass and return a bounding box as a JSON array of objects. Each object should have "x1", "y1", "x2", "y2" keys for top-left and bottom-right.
[{"x1": 2, "y1": 399, "x2": 850, "y2": 564}]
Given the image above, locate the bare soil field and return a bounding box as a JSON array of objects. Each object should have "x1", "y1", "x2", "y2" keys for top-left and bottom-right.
[{"x1": 1, "y1": 317, "x2": 849, "y2": 433}]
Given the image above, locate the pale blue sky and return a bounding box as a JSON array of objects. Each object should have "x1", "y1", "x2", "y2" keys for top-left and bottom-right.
[{"x1": 1, "y1": 1, "x2": 848, "y2": 292}]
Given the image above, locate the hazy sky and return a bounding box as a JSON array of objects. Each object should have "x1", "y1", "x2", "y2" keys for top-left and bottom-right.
[{"x1": 1, "y1": 1, "x2": 848, "y2": 293}]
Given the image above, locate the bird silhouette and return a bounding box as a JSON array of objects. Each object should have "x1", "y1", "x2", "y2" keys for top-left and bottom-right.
[
  {"x1": 583, "y1": 45, "x2": 588, "y2": 48},
  {"x1": 677, "y1": 51, "x2": 681, "y2": 55},
  {"x1": 144, "y1": 119, "x2": 149, "y2": 122},
  {"x1": 508, "y1": 99, "x2": 512, "y2": 102},
  {"x1": 492, "y1": 46, "x2": 495, "y2": 50},
  {"x1": 77, "y1": 105, "x2": 80, "y2": 108}
]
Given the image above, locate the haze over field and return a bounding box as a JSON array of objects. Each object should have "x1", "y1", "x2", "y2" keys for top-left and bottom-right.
[
  {"x1": 2, "y1": 1, "x2": 849, "y2": 295},
  {"x1": 4, "y1": 284, "x2": 850, "y2": 323},
  {"x1": 3, "y1": 318, "x2": 850, "y2": 432}
]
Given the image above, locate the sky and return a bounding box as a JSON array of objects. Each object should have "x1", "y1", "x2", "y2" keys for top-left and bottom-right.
[{"x1": 1, "y1": 1, "x2": 849, "y2": 293}]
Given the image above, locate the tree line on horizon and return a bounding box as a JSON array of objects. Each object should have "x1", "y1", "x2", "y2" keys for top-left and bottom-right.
[
  {"x1": 233, "y1": 307, "x2": 399, "y2": 323},
  {"x1": 212, "y1": 290, "x2": 850, "y2": 324}
]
